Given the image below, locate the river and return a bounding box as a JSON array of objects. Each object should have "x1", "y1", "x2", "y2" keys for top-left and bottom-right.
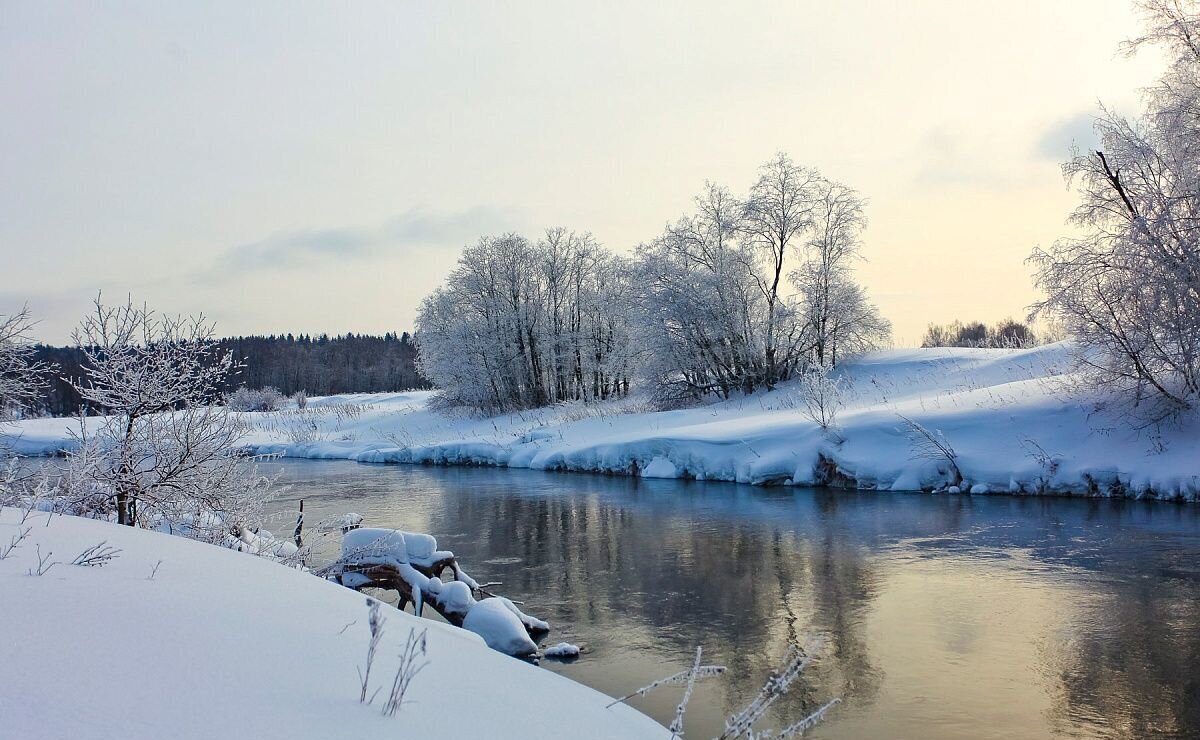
[{"x1": 261, "y1": 460, "x2": 1200, "y2": 740}]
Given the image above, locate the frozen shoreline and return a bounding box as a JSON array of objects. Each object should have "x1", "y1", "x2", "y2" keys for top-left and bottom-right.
[{"x1": 9, "y1": 343, "x2": 1200, "y2": 501}]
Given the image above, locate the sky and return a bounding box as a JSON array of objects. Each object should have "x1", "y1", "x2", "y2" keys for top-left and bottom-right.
[{"x1": 0, "y1": 0, "x2": 1166, "y2": 345}]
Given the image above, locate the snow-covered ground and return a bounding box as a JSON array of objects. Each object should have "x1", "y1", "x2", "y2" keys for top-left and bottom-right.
[
  {"x1": 0, "y1": 507, "x2": 667, "y2": 740},
  {"x1": 8, "y1": 343, "x2": 1200, "y2": 499}
]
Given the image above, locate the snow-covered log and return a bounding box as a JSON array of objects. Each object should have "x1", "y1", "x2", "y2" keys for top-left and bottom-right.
[{"x1": 334, "y1": 525, "x2": 547, "y2": 657}]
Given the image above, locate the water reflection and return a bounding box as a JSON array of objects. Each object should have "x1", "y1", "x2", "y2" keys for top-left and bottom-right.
[{"x1": 263, "y1": 462, "x2": 1200, "y2": 740}]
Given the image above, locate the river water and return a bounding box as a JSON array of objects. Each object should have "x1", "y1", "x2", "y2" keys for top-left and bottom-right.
[{"x1": 261, "y1": 460, "x2": 1200, "y2": 740}]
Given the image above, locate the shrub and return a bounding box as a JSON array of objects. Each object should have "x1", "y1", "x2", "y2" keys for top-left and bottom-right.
[
  {"x1": 921, "y1": 318, "x2": 1040, "y2": 349},
  {"x1": 225, "y1": 386, "x2": 287, "y2": 412}
]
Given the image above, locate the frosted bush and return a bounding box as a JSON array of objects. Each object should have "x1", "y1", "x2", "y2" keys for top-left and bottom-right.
[{"x1": 226, "y1": 386, "x2": 287, "y2": 412}]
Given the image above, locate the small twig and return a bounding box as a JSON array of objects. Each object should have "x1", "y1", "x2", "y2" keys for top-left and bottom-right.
[
  {"x1": 668, "y1": 646, "x2": 703, "y2": 738},
  {"x1": 477, "y1": 586, "x2": 524, "y2": 605},
  {"x1": 0, "y1": 526, "x2": 31, "y2": 560},
  {"x1": 605, "y1": 662, "x2": 727, "y2": 708},
  {"x1": 28, "y1": 544, "x2": 58, "y2": 576},
  {"x1": 777, "y1": 697, "x2": 842, "y2": 738},
  {"x1": 71, "y1": 541, "x2": 122, "y2": 567},
  {"x1": 382, "y1": 627, "x2": 430, "y2": 717},
  {"x1": 359, "y1": 598, "x2": 385, "y2": 704}
]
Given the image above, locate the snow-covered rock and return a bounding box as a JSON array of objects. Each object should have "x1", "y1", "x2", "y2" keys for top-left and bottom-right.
[{"x1": 544, "y1": 642, "x2": 581, "y2": 659}]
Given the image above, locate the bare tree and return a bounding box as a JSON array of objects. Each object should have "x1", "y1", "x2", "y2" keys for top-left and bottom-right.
[
  {"x1": 637, "y1": 155, "x2": 889, "y2": 405},
  {"x1": 0, "y1": 306, "x2": 50, "y2": 421},
  {"x1": 417, "y1": 231, "x2": 634, "y2": 412},
  {"x1": 740, "y1": 153, "x2": 823, "y2": 388},
  {"x1": 797, "y1": 365, "x2": 845, "y2": 436},
  {"x1": 1030, "y1": 0, "x2": 1200, "y2": 421},
  {"x1": 68, "y1": 296, "x2": 270, "y2": 533},
  {"x1": 790, "y1": 182, "x2": 890, "y2": 366},
  {"x1": 635, "y1": 183, "x2": 764, "y2": 403}
]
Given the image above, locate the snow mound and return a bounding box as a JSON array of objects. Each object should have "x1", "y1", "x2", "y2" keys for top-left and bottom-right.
[
  {"x1": 462, "y1": 598, "x2": 539, "y2": 657},
  {"x1": 342, "y1": 527, "x2": 409, "y2": 565},
  {"x1": 544, "y1": 642, "x2": 581, "y2": 659}
]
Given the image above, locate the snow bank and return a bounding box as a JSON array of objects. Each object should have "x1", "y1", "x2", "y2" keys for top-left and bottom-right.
[
  {"x1": 0, "y1": 508, "x2": 666, "y2": 740},
  {"x1": 8, "y1": 344, "x2": 1200, "y2": 499}
]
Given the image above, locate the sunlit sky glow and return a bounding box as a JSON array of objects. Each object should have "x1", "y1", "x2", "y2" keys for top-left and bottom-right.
[{"x1": 0, "y1": 1, "x2": 1165, "y2": 344}]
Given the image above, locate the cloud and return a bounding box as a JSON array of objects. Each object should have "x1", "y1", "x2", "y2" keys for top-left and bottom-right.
[
  {"x1": 1035, "y1": 112, "x2": 1099, "y2": 160},
  {"x1": 207, "y1": 205, "x2": 520, "y2": 278},
  {"x1": 232, "y1": 227, "x2": 376, "y2": 269}
]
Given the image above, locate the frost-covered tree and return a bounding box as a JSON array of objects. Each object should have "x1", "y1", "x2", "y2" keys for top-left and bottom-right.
[
  {"x1": 417, "y1": 231, "x2": 634, "y2": 412},
  {"x1": 635, "y1": 183, "x2": 765, "y2": 403},
  {"x1": 1031, "y1": 0, "x2": 1200, "y2": 419},
  {"x1": 636, "y1": 154, "x2": 889, "y2": 404},
  {"x1": 0, "y1": 306, "x2": 50, "y2": 421},
  {"x1": 790, "y1": 180, "x2": 890, "y2": 366},
  {"x1": 740, "y1": 153, "x2": 825, "y2": 388},
  {"x1": 921, "y1": 318, "x2": 1039, "y2": 348},
  {"x1": 68, "y1": 296, "x2": 269, "y2": 532}
]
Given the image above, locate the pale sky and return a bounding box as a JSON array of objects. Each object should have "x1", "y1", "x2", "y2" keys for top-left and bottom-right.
[{"x1": 0, "y1": 1, "x2": 1165, "y2": 345}]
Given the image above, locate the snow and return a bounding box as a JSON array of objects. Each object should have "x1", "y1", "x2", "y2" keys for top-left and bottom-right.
[
  {"x1": 544, "y1": 642, "x2": 582, "y2": 659},
  {"x1": 0, "y1": 508, "x2": 667, "y2": 740},
  {"x1": 641, "y1": 456, "x2": 680, "y2": 479},
  {"x1": 342, "y1": 527, "x2": 410, "y2": 565},
  {"x1": 8, "y1": 343, "x2": 1200, "y2": 499},
  {"x1": 461, "y1": 598, "x2": 539, "y2": 657}
]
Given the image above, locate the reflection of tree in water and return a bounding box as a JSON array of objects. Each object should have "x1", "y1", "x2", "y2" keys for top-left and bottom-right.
[
  {"x1": 427, "y1": 477, "x2": 883, "y2": 730},
  {"x1": 1045, "y1": 575, "x2": 1200, "y2": 739},
  {"x1": 802, "y1": 492, "x2": 883, "y2": 706}
]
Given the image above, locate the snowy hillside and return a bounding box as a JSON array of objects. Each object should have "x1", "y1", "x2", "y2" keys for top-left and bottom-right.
[
  {"x1": 0, "y1": 507, "x2": 667, "y2": 740},
  {"x1": 9, "y1": 343, "x2": 1200, "y2": 500}
]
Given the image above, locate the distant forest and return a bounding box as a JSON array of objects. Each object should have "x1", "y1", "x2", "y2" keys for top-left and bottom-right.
[{"x1": 31, "y1": 332, "x2": 429, "y2": 417}]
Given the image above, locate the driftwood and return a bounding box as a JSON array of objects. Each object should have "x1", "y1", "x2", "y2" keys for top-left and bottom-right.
[
  {"x1": 331, "y1": 523, "x2": 549, "y2": 658},
  {"x1": 337, "y1": 558, "x2": 542, "y2": 634},
  {"x1": 338, "y1": 561, "x2": 469, "y2": 625}
]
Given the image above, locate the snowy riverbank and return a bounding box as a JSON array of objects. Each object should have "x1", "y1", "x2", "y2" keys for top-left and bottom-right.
[
  {"x1": 0, "y1": 507, "x2": 667, "y2": 740},
  {"x1": 9, "y1": 343, "x2": 1200, "y2": 500}
]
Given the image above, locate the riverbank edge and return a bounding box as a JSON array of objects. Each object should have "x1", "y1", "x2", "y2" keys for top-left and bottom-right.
[{"x1": 245, "y1": 442, "x2": 1200, "y2": 503}]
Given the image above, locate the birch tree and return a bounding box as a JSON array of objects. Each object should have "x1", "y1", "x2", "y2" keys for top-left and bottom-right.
[
  {"x1": 740, "y1": 153, "x2": 824, "y2": 388},
  {"x1": 791, "y1": 180, "x2": 890, "y2": 366}
]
